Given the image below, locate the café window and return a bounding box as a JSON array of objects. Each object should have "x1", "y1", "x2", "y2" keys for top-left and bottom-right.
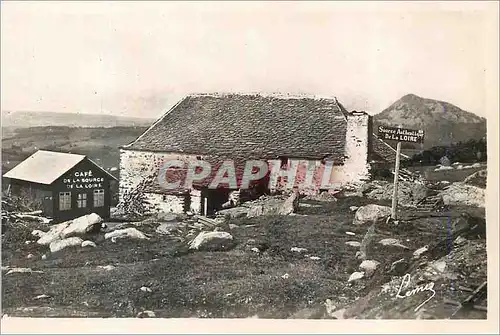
[
  {"x1": 59, "y1": 192, "x2": 71, "y2": 211},
  {"x1": 77, "y1": 193, "x2": 87, "y2": 208},
  {"x1": 93, "y1": 189, "x2": 105, "y2": 207}
]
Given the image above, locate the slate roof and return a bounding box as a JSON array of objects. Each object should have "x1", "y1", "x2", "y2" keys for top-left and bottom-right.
[
  {"x1": 124, "y1": 93, "x2": 349, "y2": 164},
  {"x1": 3, "y1": 150, "x2": 117, "y2": 185}
]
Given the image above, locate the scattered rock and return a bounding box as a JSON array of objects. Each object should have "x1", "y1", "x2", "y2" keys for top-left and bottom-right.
[
  {"x1": 363, "y1": 180, "x2": 428, "y2": 207},
  {"x1": 140, "y1": 286, "x2": 152, "y2": 293},
  {"x1": 359, "y1": 260, "x2": 380, "y2": 277},
  {"x1": 390, "y1": 258, "x2": 409, "y2": 276},
  {"x1": 429, "y1": 259, "x2": 446, "y2": 273},
  {"x1": 331, "y1": 308, "x2": 347, "y2": 319},
  {"x1": 304, "y1": 191, "x2": 339, "y2": 202},
  {"x1": 434, "y1": 165, "x2": 454, "y2": 171},
  {"x1": 355, "y1": 251, "x2": 365, "y2": 260},
  {"x1": 156, "y1": 212, "x2": 178, "y2": 222},
  {"x1": 463, "y1": 169, "x2": 487, "y2": 188},
  {"x1": 440, "y1": 182, "x2": 485, "y2": 207},
  {"x1": 137, "y1": 310, "x2": 156, "y2": 318},
  {"x1": 345, "y1": 241, "x2": 361, "y2": 248},
  {"x1": 348, "y1": 271, "x2": 365, "y2": 282},
  {"x1": 290, "y1": 247, "x2": 308, "y2": 253},
  {"x1": 349, "y1": 206, "x2": 359, "y2": 212},
  {"x1": 247, "y1": 205, "x2": 264, "y2": 218},
  {"x1": 155, "y1": 222, "x2": 178, "y2": 235},
  {"x1": 104, "y1": 227, "x2": 149, "y2": 241},
  {"x1": 217, "y1": 207, "x2": 249, "y2": 219},
  {"x1": 353, "y1": 204, "x2": 392, "y2": 225},
  {"x1": 300, "y1": 203, "x2": 322, "y2": 208},
  {"x1": 26, "y1": 253, "x2": 34, "y2": 259},
  {"x1": 188, "y1": 231, "x2": 235, "y2": 251},
  {"x1": 49, "y1": 237, "x2": 84, "y2": 253},
  {"x1": 454, "y1": 236, "x2": 467, "y2": 246},
  {"x1": 6, "y1": 268, "x2": 43, "y2": 275},
  {"x1": 81, "y1": 240, "x2": 97, "y2": 248},
  {"x1": 378, "y1": 238, "x2": 409, "y2": 249},
  {"x1": 324, "y1": 299, "x2": 336, "y2": 317},
  {"x1": 97, "y1": 265, "x2": 115, "y2": 271},
  {"x1": 413, "y1": 245, "x2": 429, "y2": 259}
]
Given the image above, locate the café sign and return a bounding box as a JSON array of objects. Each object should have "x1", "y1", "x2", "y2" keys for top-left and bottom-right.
[
  {"x1": 63, "y1": 169, "x2": 103, "y2": 189},
  {"x1": 378, "y1": 125, "x2": 425, "y2": 143}
]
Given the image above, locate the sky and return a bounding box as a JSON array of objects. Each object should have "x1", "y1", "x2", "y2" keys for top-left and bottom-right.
[{"x1": 1, "y1": 1, "x2": 498, "y2": 119}]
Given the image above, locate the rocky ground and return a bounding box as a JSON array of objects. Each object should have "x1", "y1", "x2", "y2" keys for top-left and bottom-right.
[{"x1": 1, "y1": 182, "x2": 487, "y2": 319}]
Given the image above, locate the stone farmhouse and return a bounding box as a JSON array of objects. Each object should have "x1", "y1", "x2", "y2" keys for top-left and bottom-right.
[{"x1": 119, "y1": 93, "x2": 396, "y2": 216}]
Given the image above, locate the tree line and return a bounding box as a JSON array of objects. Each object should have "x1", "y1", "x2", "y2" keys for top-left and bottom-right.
[{"x1": 405, "y1": 138, "x2": 487, "y2": 166}]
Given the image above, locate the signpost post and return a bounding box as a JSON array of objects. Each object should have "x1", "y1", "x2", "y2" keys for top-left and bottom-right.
[
  {"x1": 377, "y1": 125, "x2": 425, "y2": 220},
  {"x1": 391, "y1": 142, "x2": 402, "y2": 219}
]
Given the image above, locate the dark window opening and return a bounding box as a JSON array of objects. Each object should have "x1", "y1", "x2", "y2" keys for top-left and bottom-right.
[
  {"x1": 93, "y1": 189, "x2": 105, "y2": 207},
  {"x1": 59, "y1": 192, "x2": 71, "y2": 211},
  {"x1": 77, "y1": 193, "x2": 87, "y2": 208},
  {"x1": 280, "y1": 157, "x2": 288, "y2": 168}
]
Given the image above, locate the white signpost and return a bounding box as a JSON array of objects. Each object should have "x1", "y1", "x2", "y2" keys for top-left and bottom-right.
[{"x1": 378, "y1": 125, "x2": 425, "y2": 219}]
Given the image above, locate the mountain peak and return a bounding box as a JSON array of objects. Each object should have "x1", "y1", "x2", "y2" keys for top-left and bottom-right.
[
  {"x1": 374, "y1": 94, "x2": 486, "y2": 149},
  {"x1": 400, "y1": 93, "x2": 423, "y2": 101}
]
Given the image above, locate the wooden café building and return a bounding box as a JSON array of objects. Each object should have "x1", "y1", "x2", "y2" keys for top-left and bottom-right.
[{"x1": 3, "y1": 150, "x2": 117, "y2": 222}]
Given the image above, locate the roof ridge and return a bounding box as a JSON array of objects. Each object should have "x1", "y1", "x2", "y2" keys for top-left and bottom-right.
[{"x1": 186, "y1": 91, "x2": 339, "y2": 101}]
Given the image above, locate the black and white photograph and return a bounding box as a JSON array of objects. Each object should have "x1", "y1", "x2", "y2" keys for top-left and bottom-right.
[{"x1": 1, "y1": 1, "x2": 498, "y2": 333}]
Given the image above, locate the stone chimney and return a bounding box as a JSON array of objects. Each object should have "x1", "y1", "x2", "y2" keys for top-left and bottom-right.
[{"x1": 342, "y1": 111, "x2": 372, "y2": 182}]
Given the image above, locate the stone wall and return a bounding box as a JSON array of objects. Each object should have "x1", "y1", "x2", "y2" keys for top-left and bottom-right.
[
  {"x1": 144, "y1": 193, "x2": 185, "y2": 213},
  {"x1": 119, "y1": 149, "x2": 203, "y2": 214}
]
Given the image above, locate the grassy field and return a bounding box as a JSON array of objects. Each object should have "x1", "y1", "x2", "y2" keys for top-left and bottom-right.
[{"x1": 1, "y1": 195, "x2": 486, "y2": 319}]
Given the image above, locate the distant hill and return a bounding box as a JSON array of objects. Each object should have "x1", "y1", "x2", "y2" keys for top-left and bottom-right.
[
  {"x1": 374, "y1": 94, "x2": 486, "y2": 149},
  {"x1": 1, "y1": 110, "x2": 155, "y2": 129}
]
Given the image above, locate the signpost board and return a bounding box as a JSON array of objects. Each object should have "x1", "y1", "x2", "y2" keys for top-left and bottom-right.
[
  {"x1": 377, "y1": 125, "x2": 425, "y2": 143},
  {"x1": 378, "y1": 125, "x2": 425, "y2": 220}
]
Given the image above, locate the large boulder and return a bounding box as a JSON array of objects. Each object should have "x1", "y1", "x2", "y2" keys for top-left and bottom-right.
[
  {"x1": 440, "y1": 182, "x2": 485, "y2": 207},
  {"x1": 49, "y1": 237, "x2": 84, "y2": 253},
  {"x1": 188, "y1": 231, "x2": 235, "y2": 251},
  {"x1": 246, "y1": 193, "x2": 299, "y2": 218},
  {"x1": 36, "y1": 222, "x2": 70, "y2": 245},
  {"x1": 353, "y1": 204, "x2": 391, "y2": 225},
  {"x1": 61, "y1": 213, "x2": 102, "y2": 238},
  {"x1": 36, "y1": 213, "x2": 102, "y2": 245},
  {"x1": 104, "y1": 227, "x2": 149, "y2": 241},
  {"x1": 363, "y1": 180, "x2": 427, "y2": 207}
]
